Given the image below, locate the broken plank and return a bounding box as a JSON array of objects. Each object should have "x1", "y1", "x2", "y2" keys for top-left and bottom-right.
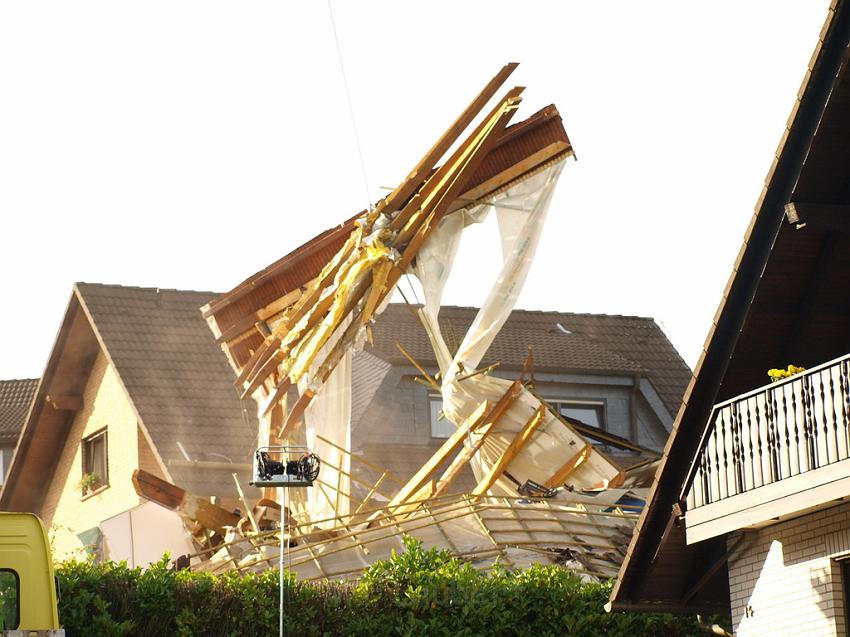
[
  {"x1": 133, "y1": 468, "x2": 185, "y2": 509},
  {"x1": 132, "y1": 469, "x2": 240, "y2": 535},
  {"x1": 215, "y1": 285, "x2": 304, "y2": 346},
  {"x1": 380, "y1": 400, "x2": 493, "y2": 515},
  {"x1": 380, "y1": 62, "x2": 519, "y2": 224},
  {"x1": 471, "y1": 404, "x2": 547, "y2": 498},
  {"x1": 432, "y1": 418, "x2": 500, "y2": 498},
  {"x1": 543, "y1": 444, "x2": 591, "y2": 489},
  {"x1": 276, "y1": 388, "x2": 315, "y2": 436},
  {"x1": 396, "y1": 343, "x2": 440, "y2": 391}
]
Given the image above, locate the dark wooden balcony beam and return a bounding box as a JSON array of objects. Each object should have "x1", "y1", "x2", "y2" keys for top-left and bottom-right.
[{"x1": 45, "y1": 394, "x2": 83, "y2": 412}]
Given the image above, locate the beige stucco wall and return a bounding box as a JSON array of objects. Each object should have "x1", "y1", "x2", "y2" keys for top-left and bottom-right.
[
  {"x1": 40, "y1": 350, "x2": 142, "y2": 561},
  {"x1": 727, "y1": 501, "x2": 850, "y2": 636}
]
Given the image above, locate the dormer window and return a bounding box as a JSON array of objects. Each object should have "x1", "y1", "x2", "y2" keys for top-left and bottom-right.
[{"x1": 548, "y1": 400, "x2": 605, "y2": 429}]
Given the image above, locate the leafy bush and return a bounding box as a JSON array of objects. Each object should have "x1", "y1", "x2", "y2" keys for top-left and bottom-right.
[{"x1": 56, "y1": 538, "x2": 724, "y2": 636}]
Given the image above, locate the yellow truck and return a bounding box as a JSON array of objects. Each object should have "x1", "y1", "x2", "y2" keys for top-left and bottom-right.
[{"x1": 0, "y1": 512, "x2": 63, "y2": 635}]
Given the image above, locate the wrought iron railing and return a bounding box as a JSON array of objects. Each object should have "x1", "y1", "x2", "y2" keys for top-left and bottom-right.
[{"x1": 684, "y1": 352, "x2": 850, "y2": 510}]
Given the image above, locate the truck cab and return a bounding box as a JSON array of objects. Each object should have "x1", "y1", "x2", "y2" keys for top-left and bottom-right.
[{"x1": 0, "y1": 512, "x2": 63, "y2": 635}]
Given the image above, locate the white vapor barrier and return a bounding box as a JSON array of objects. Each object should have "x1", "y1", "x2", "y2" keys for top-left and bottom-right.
[
  {"x1": 302, "y1": 348, "x2": 353, "y2": 525},
  {"x1": 413, "y1": 160, "x2": 620, "y2": 491},
  {"x1": 448, "y1": 161, "x2": 564, "y2": 378},
  {"x1": 414, "y1": 206, "x2": 491, "y2": 376}
]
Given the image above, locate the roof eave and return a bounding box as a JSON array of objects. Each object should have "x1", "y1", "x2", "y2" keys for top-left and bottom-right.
[{"x1": 611, "y1": 0, "x2": 850, "y2": 610}]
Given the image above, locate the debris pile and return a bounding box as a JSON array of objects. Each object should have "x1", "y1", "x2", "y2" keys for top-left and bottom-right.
[{"x1": 134, "y1": 63, "x2": 657, "y2": 581}]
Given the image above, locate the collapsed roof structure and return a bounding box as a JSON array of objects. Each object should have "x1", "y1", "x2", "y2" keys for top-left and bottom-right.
[{"x1": 135, "y1": 64, "x2": 662, "y2": 580}]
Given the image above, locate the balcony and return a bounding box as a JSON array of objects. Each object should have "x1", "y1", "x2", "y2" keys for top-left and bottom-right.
[{"x1": 682, "y1": 352, "x2": 850, "y2": 544}]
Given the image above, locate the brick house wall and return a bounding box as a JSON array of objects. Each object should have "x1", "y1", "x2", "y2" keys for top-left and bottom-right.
[
  {"x1": 40, "y1": 351, "x2": 143, "y2": 560},
  {"x1": 727, "y1": 502, "x2": 850, "y2": 636}
]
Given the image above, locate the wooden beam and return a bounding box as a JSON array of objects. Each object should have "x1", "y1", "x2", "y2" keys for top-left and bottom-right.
[
  {"x1": 133, "y1": 468, "x2": 185, "y2": 509},
  {"x1": 46, "y1": 394, "x2": 83, "y2": 412},
  {"x1": 449, "y1": 140, "x2": 570, "y2": 211},
  {"x1": 394, "y1": 380, "x2": 525, "y2": 507},
  {"x1": 132, "y1": 469, "x2": 240, "y2": 535},
  {"x1": 785, "y1": 202, "x2": 850, "y2": 232},
  {"x1": 385, "y1": 62, "x2": 519, "y2": 214},
  {"x1": 276, "y1": 388, "x2": 315, "y2": 438},
  {"x1": 543, "y1": 444, "x2": 591, "y2": 489},
  {"x1": 396, "y1": 343, "x2": 439, "y2": 391},
  {"x1": 380, "y1": 400, "x2": 492, "y2": 515},
  {"x1": 471, "y1": 405, "x2": 547, "y2": 497},
  {"x1": 260, "y1": 375, "x2": 292, "y2": 419},
  {"x1": 432, "y1": 417, "x2": 499, "y2": 498},
  {"x1": 390, "y1": 87, "x2": 525, "y2": 240},
  {"x1": 215, "y1": 285, "x2": 304, "y2": 346}
]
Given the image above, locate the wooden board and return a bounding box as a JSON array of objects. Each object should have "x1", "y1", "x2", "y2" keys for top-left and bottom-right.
[{"x1": 471, "y1": 405, "x2": 547, "y2": 497}]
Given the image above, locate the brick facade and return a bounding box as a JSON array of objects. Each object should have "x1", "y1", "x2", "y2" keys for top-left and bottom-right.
[
  {"x1": 728, "y1": 502, "x2": 850, "y2": 636},
  {"x1": 40, "y1": 351, "x2": 143, "y2": 560}
]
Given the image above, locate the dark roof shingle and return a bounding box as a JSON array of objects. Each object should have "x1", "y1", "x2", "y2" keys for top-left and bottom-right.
[
  {"x1": 76, "y1": 283, "x2": 258, "y2": 497},
  {"x1": 0, "y1": 379, "x2": 38, "y2": 443},
  {"x1": 368, "y1": 305, "x2": 692, "y2": 416}
]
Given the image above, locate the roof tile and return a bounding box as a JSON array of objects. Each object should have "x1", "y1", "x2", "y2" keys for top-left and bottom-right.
[
  {"x1": 368, "y1": 304, "x2": 692, "y2": 416},
  {"x1": 0, "y1": 379, "x2": 38, "y2": 442},
  {"x1": 76, "y1": 284, "x2": 258, "y2": 497}
]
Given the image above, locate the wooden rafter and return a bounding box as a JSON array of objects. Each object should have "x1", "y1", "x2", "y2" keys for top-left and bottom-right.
[
  {"x1": 471, "y1": 404, "x2": 547, "y2": 498},
  {"x1": 543, "y1": 444, "x2": 592, "y2": 489},
  {"x1": 379, "y1": 400, "x2": 492, "y2": 516}
]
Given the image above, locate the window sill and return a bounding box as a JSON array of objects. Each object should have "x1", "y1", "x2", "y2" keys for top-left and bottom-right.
[{"x1": 81, "y1": 484, "x2": 109, "y2": 501}]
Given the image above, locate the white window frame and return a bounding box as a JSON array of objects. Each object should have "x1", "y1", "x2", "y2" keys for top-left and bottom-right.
[{"x1": 547, "y1": 398, "x2": 607, "y2": 429}]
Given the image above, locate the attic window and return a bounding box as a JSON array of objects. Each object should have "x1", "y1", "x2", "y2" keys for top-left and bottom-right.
[
  {"x1": 549, "y1": 400, "x2": 605, "y2": 429},
  {"x1": 81, "y1": 429, "x2": 108, "y2": 496}
]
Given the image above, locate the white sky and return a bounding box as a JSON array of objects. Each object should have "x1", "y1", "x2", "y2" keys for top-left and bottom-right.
[{"x1": 0, "y1": 2, "x2": 829, "y2": 379}]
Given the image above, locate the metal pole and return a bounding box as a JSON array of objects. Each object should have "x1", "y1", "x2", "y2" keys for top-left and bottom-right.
[{"x1": 280, "y1": 487, "x2": 286, "y2": 637}]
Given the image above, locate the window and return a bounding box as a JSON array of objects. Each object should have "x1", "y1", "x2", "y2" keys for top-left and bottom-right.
[
  {"x1": 429, "y1": 395, "x2": 455, "y2": 438},
  {"x1": 0, "y1": 569, "x2": 19, "y2": 630},
  {"x1": 549, "y1": 400, "x2": 606, "y2": 429},
  {"x1": 81, "y1": 429, "x2": 108, "y2": 495}
]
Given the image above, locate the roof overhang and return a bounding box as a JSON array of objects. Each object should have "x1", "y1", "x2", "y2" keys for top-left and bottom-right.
[
  {"x1": 611, "y1": 0, "x2": 850, "y2": 613},
  {"x1": 0, "y1": 289, "x2": 100, "y2": 512}
]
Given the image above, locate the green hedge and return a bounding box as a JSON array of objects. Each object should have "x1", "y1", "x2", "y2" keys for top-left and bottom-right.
[{"x1": 56, "y1": 537, "x2": 721, "y2": 636}]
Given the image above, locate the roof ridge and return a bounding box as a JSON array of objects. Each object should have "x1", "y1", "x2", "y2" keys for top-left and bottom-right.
[
  {"x1": 387, "y1": 302, "x2": 656, "y2": 322},
  {"x1": 75, "y1": 281, "x2": 222, "y2": 296},
  {"x1": 0, "y1": 378, "x2": 39, "y2": 384}
]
